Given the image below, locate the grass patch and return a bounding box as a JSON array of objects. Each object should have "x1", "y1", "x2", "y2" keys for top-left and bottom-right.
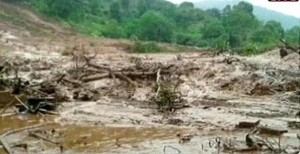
[
  {"x1": 239, "y1": 43, "x2": 278, "y2": 55},
  {"x1": 133, "y1": 41, "x2": 161, "y2": 53},
  {"x1": 0, "y1": 10, "x2": 15, "y2": 20}
]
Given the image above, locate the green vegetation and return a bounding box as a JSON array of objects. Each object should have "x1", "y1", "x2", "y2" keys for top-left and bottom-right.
[
  {"x1": 194, "y1": 0, "x2": 300, "y2": 30},
  {"x1": 133, "y1": 41, "x2": 161, "y2": 53},
  {"x1": 13, "y1": 0, "x2": 300, "y2": 54},
  {"x1": 154, "y1": 84, "x2": 180, "y2": 110}
]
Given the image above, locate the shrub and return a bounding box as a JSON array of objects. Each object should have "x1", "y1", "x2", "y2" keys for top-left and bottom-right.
[
  {"x1": 153, "y1": 84, "x2": 181, "y2": 110},
  {"x1": 244, "y1": 43, "x2": 259, "y2": 55},
  {"x1": 241, "y1": 43, "x2": 277, "y2": 55}
]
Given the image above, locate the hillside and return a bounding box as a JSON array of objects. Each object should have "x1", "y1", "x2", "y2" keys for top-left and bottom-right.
[
  {"x1": 0, "y1": 1, "x2": 300, "y2": 154},
  {"x1": 6, "y1": 0, "x2": 299, "y2": 54},
  {"x1": 195, "y1": 0, "x2": 300, "y2": 30},
  {"x1": 0, "y1": 0, "x2": 68, "y2": 35},
  {"x1": 254, "y1": 7, "x2": 299, "y2": 30}
]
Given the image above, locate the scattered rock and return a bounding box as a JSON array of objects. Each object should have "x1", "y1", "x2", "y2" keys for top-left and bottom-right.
[
  {"x1": 236, "y1": 120, "x2": 260, "y2": 129},
  {"x1": 203, "y1": 106, "x2": 210, "y2": 110},
  {"x1": 279, "y1": 48, "x2": 288, "y2": 58},
  {"x1": 287, "y1": 121, "x2": 300, "y2": 129},
  {"x1": 249, "y1": 84, "x2": 275, "y2": 96},
  {"x1": 167, "y1": 118, "x2": 184, "y2": 125},
  {"x1": 73, "y1": 89, "x2": 94, "y2": 101},
  {"x1": 287, "y1": 91, "x2": 300, "y2": 103},
  {"x1": 176, "y1": 133, "x2": 193, "y2": 143},
  {"x1": 296, "y1": 111, "x2": 300, "y2": 117}
]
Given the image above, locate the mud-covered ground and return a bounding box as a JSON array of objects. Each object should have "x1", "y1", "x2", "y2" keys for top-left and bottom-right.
[{"x1": 0, "y1": 2, "x2": 300, "y2": 154}]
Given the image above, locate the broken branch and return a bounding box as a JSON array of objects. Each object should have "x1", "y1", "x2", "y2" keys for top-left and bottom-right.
[
  {"x1": 279, "y1": 39, "x2": 298, "y2": 53},
  {"x1": 114, "y1": 73, "x2": 136, "y2": 86},
  {"x1": 163, "y1": 145, "x2": 181, "y2": 154},
  {"x1": 0, "y1": 124, "x2": 52, "y2": 154},
  {"x1": 29, "y1": 132, "x2": 60, "y2": 145},
  {"x1": 81, "y1": 73, "x2": 110, "y2": 82},
  {"x1": 38, "y1": 108, "x2": 59, "y2": 115},
  {"x1": 0, "y1": 123, "x2": 52, "y2": 138},
  {"x1": 62, "y1": 78, "x2": 82, "y2": 87},
  {"x1": 14, "y1": 95, "x2": 29, "y2": 110},
  {"x1": 0, "y1": 138, "x2": 12, "y2": 154},
  {"x1": 155, "y1": 68, "x2": 161, "y2": 98},
  {"x1": 86, "y1": 62, "x2": 110, "y2": 71}
]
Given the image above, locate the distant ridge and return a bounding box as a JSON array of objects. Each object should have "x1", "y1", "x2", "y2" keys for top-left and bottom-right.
[{"x1": 195, "y1": 0, "x2": 299, "y2": 30}]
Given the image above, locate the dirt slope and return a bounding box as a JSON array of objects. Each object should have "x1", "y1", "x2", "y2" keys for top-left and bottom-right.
[{"x1": 0, "y1": 0, "x2": 68, "y2": 34}]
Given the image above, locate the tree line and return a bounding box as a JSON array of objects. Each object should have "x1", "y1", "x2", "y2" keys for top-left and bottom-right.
[{"x1": 18, "y1": 0, "x2": 300, "y2": 54}]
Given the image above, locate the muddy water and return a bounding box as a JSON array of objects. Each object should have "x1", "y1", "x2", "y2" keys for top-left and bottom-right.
[
  {"x1": 1, "y1": 111, "x2": 300, "y2": 154},
  {"x1": 2, "y1": 115, "x2": 299, "y2": 154},
  {"x1": 61, "y1": 125, "x2": 184, "y2": 153},
  {"x1": 0, "y1": 115, "x2": 188, "y2": 153},
  {"x1": 0, "y1": 115, "x2": 41, "y2": 134}
]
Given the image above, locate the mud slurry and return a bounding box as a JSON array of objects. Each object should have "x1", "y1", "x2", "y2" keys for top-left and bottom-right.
[
  {"x1": 0, "y1": 3, "x2": 300, "y2": 153},
  {"x1": 1, "y1": 117, "x2": 184, "y2": 154},
  {"x1": 1, "y1": 117, "x2": 299, "y2": 154}
]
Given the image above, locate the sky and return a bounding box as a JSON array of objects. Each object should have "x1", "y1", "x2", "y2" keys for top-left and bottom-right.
[{"x1": 167, "y1": 0, "x2": 300, "y2": 18}]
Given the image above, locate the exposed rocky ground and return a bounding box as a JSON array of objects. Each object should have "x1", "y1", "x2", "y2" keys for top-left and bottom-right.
[{"x1": 0, "y1": 1, "x2": 299, "y2": 154}]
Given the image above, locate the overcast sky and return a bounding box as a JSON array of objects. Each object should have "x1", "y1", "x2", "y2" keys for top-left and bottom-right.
[{"x1": 167, "y1": 0, "x2": 300, "y2": 18}]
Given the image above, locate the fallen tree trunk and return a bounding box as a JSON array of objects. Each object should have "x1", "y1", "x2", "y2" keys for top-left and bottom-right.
[
  {"x1": 81, "y1": 71, "x2": 159, "y2": 83},
  {"x1": 114, "y1": 73, "x2": 136, "y2": 86},
  {"x1": 81, "y1": 61, "x2": 201, "y2": 85},
  {"x1": 259, "y1": 126, "x2": 288, "y2": 135},
  {"x1": 62, "y1": 78, "x2": 82, "y2": 87},
  {"x1": 86, "y1": 62, "x2": 111, "y2": 71},
  {"x1": 81, "y1": 73, "x2": 110, "y2": 82}
]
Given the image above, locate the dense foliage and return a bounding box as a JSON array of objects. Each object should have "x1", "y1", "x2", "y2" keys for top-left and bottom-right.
[{"x1": 18, "y1": 0, "x2": 300, "y2": 54}]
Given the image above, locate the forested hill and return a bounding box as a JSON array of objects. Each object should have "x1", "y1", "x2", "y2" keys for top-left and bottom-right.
[
  {"x1": 254, "y1": 7, "x2": 299, "y2": 30},
  {"x1": 7, "y1": 0, "x2": 300, "y2": 54},
  {"x1": 194, "y1": 0, "x2": 300, "y2": 30}
]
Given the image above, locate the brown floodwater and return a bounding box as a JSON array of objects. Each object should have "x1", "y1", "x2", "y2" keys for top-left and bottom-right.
[
  {"x1": 0, "y1": 115, "x2": 42, "y2": 134},
  {"x1": 0, "y1": 115, "x2": 187, "y2": 153},
  {"x1": 0, "y1": 114, "x2": 299, "y2": 154}
]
